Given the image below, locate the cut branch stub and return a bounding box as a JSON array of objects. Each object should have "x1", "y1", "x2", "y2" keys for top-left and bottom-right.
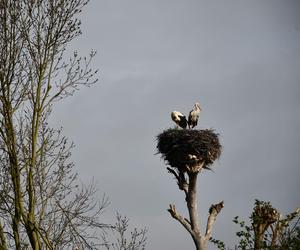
[
  {"x1": 157, "y1": 128, "x2": 222, "y2": 173},
  {"x1": 205, "y1": 201, "x2": 225, "y2": 242},
  {"x1": 209, "y1": 201, "x2": 225, "y2": 215}
]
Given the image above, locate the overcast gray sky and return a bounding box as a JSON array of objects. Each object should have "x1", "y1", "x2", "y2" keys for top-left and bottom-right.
[{"x1": 52, "y1": 1, "x2": 300, "y2": 249}]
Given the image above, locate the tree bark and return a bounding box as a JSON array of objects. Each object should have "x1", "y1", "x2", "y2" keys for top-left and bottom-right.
[
  {"x1": 186, "y1": 172, "x2": 202, "y2": 249},
  {"x1": 0, "y1": 221, "x2": 8, "y2": 250}
]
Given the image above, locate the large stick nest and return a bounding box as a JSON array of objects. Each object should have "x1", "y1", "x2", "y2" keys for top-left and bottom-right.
[{"x1": 157, "y1": 128, "x2": 222, "y2": 172}]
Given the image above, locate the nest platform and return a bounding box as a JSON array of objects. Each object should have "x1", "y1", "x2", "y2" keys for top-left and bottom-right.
[{"x1": 157, "y1": 128, "x2": 222, "y2": 172}]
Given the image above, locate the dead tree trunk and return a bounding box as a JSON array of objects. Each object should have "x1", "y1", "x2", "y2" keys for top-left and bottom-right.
[
  {"x1": 168, "y1": 165, "x2": 224, "y2": 250},
  {"x1": 157, "y1": 128, "x2": 223, "y2": 250}
]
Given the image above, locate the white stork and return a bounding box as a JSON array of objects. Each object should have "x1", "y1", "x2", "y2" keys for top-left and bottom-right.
[
  {"x1": 171, "y1": 111, "x2": 188, "y2": 129},
  {"x1": 188, "y1": 102, "x2": 201, "y2": 129}
]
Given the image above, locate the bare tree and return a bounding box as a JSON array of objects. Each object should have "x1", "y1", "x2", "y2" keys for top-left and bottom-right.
[
  {"x1": 157, "y1": 128, "x2": 224, "y2": 250},
  {"x1": 102, "y1": 213, "x2": 147, "y2": 250},
  {"x1": 0, "y1": 0, "x2": 109, "y2": 249}
]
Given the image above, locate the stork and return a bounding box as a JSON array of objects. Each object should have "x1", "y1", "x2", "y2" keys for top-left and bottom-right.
[
  {"x1": 171, "y1": 111, "x2": 188, "y2": 129},
  {"x1": 188, "y1": 102, "x2": 201, "y2": 129}
]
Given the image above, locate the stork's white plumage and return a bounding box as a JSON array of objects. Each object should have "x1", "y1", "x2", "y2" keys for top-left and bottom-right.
[
  {"x1": 171, "y1": 111, "x2": 188, "y2": 129},
  {"x1": 188, "y1": 102, "x2": 201, "y2": 129}
]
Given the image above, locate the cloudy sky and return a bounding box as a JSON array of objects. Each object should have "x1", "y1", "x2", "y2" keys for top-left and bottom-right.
[{"x1": 52, "y1": 1, "x2": 300, "y2": 249}]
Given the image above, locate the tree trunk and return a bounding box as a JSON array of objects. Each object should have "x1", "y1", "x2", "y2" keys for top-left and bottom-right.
[
  {"x1": 187, "y1": 172, "x2": 209, "y2": 250},
  {"x1": 166, "y1": 164, "x2": 224, "y2": 250}
]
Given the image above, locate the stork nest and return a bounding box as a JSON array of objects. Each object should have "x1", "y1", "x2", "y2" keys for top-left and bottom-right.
[{"x1": 156, "y1": 128, "x2": 222, "y2": 172}]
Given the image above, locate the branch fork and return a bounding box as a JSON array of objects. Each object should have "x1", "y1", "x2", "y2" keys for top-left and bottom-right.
[{"x1": 166, "y1": 166, "x2": 224, "y2": 250}]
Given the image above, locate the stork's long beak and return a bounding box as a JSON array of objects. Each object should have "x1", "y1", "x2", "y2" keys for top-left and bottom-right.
[{"x1": 195, "y1": 102, "x2": 201, "y2": 110}]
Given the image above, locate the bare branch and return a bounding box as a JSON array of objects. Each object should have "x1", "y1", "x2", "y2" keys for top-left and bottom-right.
[
  {"x1": 168, "y1": 204, "x2": 194, "y2": 237},
  {"x1": 205, "y1": 201, "x2": 224, "y2": 241},
  {"x1": 102, "y1": 213, "x2": 147, "y2": 250},
  {"x1": 166, "y1": 167, "x2": 188, "y2": 194}
]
